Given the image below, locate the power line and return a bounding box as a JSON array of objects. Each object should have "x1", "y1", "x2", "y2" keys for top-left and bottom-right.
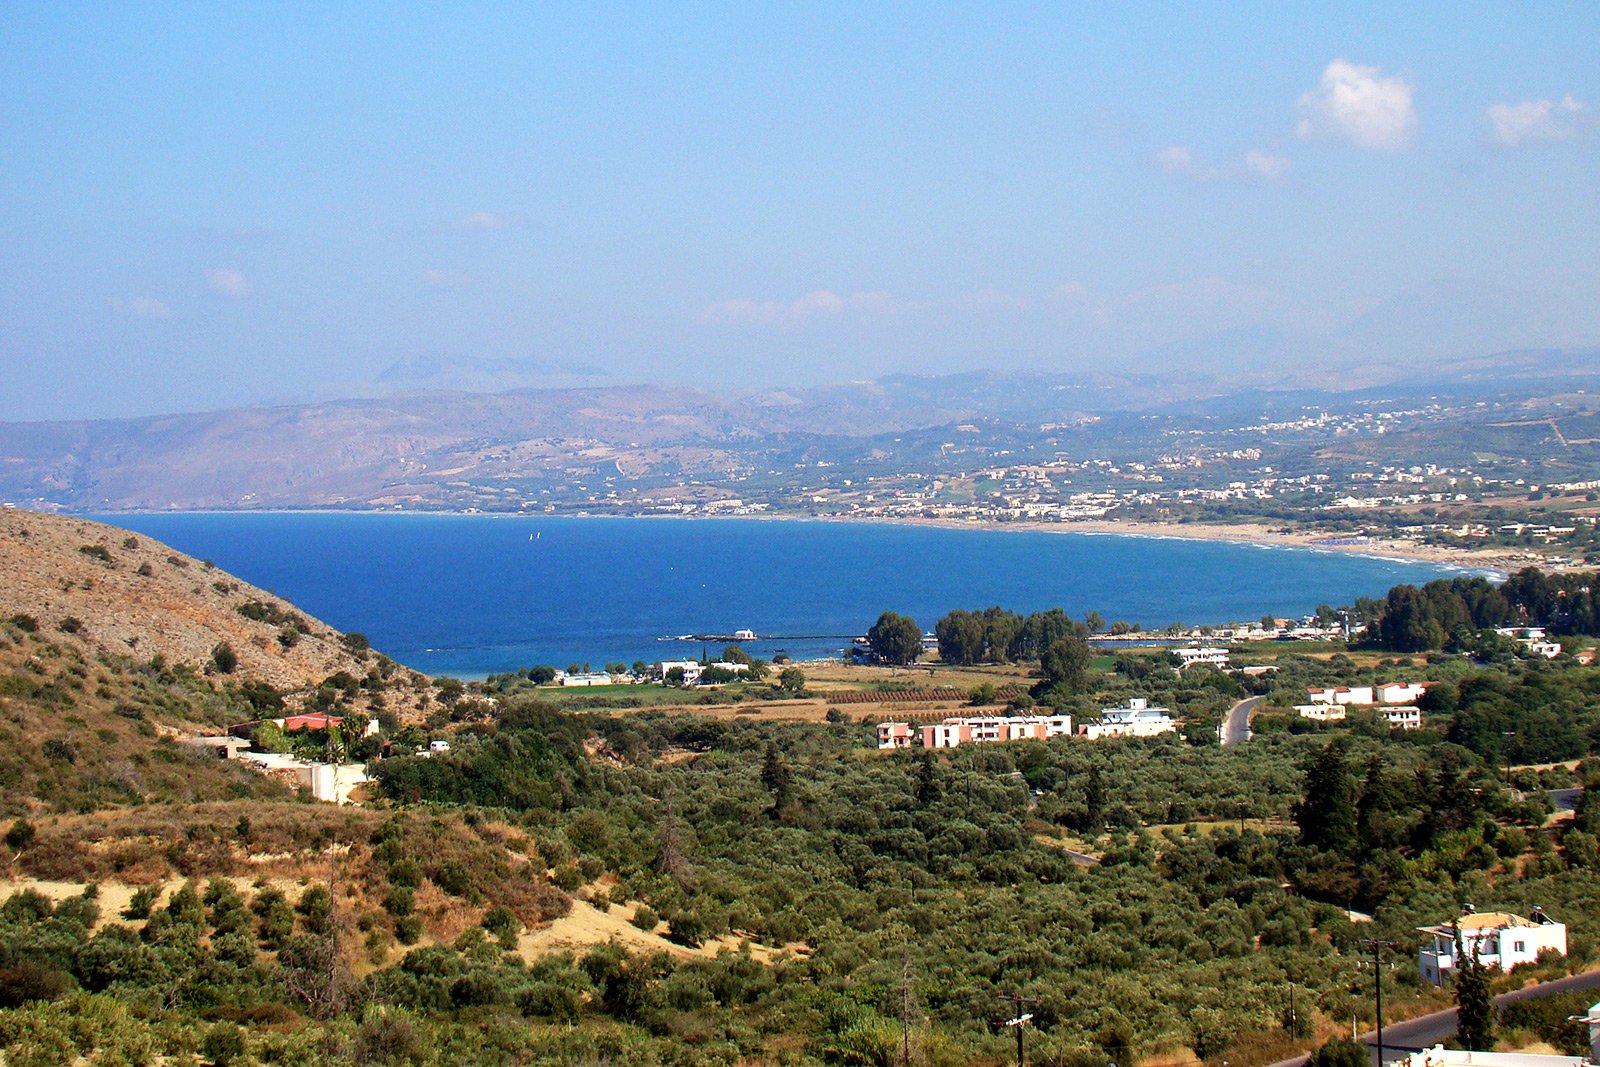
[
  {"x1": 1358, "y1": 938, "x2": 1400, "y2": 1065},
  {"x1": 997, "y1": 992, "x2": 1040, "y2": 1067}
]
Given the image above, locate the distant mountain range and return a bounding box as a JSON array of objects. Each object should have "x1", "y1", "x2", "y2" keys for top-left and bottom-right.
[{"x1": 1, "y1": 347, "x2": 1595, "y2": 511}]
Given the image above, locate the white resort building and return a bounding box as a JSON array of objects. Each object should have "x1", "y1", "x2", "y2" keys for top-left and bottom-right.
[
  {"x1": 1174, "y1": 646, "x2": 1229, "y2": 669},
  {"x1": 1079, "y1": 698, "x2": 1175, "y2": 740},
  {"x1": 1494, "y1": 627, "x2": 1562, "y2": 659},
  {"x1": 1417, "y1": 907, "x2": 1567, "y2": 985},
  {"x1": 877, "y1": 715, "x2": 1074, "y2": 750},
  {"x1": 1298, "y1": 681, "x2": 1428, "y2": 728}
]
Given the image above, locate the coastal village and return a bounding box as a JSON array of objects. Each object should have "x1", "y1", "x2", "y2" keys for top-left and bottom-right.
[{"x1": 4, "y1": 482, "x2": 1600, "y2": 1067}]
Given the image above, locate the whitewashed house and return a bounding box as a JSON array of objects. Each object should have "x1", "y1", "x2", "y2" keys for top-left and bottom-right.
[
  {"x1": 1294, "y1": 704, "x2": 1347, "y2": 721},
  {"x1": 1079, "y1": 698, "x2": 1174, "y2": 739},
  {"x1": 1417, "y1": 907, "x2": 1567, "y2": 985},
  {"x1": 1174, "y1": 646, "x2": 1229, "y2": 669},
  {"x1": 877, "y1": 722, "x2": 914, "y2": 749},
  {"x1": 1380, "y1": 706, "x2": 1423, "y2": 730},
  {"x1": 916, "y1": 714, "x2": 1074, "y2": 749}
]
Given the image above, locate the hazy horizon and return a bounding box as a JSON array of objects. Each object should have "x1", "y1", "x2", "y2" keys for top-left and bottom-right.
[{"x1": 4, "y1": 4, "x2": 1598, "y2": 421}]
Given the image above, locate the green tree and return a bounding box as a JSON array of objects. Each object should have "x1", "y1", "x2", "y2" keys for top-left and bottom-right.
[
  {"x1": 1455, "y1": 944, "x2": 1497, "y2": 1051},
  {"x1": 1308, "y1": 1037, "x2": 1368, "y2": 1067},
  {"x1": 915, "y1": 751, "x2": 939, "y2": 806},
  {"x1": 867, "y1": 612, "x2": 921, "y2": 665},
  {"x1": 934, "y1": 610, "x2": 986, "y2": 665},
  {"x1": 1038, "y1": 632, "x2": 1092, "y2": 694},
  {"x1": 777, "y1": 667, "x2": 807, "y2": 695},
  {"x1": 761, "y1": 742, "x2": 793, "y2": 813},
  {"x1": 1294, "y1": 742, "x2": 1357, "y2": 854}
]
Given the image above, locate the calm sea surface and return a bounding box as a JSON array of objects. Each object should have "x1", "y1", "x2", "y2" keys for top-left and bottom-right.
[{"x1": 92, "y1": 514, "x2": 1461, "y2": 678}]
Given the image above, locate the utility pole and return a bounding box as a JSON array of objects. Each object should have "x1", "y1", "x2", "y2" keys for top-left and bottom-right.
[
  {"x1": 1359, "y1": 938, "x2": 1399, "y2": 1066},
  {"x1": 900, "y1": 946, "x2": 913, "y2": 1067},
  {"x1": 997, "y1": 992, "x2": 1039, "y2": 1067}
]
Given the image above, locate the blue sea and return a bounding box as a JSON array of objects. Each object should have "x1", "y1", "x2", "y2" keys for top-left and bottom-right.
[{"x1": 92, "y1": 514, "x2": 1462, "y2": 678}]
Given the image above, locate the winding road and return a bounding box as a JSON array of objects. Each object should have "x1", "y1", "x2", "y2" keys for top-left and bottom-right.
[
  {"x1": 1265, "y1": 969, "x2": 1600, "y2": 1067},
  {"x1": 1221, "y1": 696, "x2": 1265, "y2": 746}
]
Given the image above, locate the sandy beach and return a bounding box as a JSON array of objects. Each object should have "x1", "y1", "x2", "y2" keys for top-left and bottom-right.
[{"x1": 854, "y1": 515, "x2": 1560, "y2": 577}]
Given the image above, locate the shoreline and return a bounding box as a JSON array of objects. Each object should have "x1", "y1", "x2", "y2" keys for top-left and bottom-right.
[{"x1": 71, "y1": 506, "x2": 1552, "y2": 577}]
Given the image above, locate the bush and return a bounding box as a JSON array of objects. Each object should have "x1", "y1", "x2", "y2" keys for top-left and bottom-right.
[
  {"x1": 383, "y1": 886, "x2": 414, "y2": 918},
  {"x1": 1309, "y1": 1038, "x2": 1369, "y2": 1067},
  {"x1": 211, "y1": 642, "x2": 239, "y2": 674},
  {"x1": 0, "y1": 961, "x2": 71, "y2": 1008},
  {"x1": 123, "y1": 884, "x2": 161, "y2": 920},
  {"x1": 629, "y1": 905, "x2": 660, "y2": 931},
  {"x1": 483, "y1": 905, "x2": 520, "y2": 946},
  {"x1": 8, "y1": 613, "x2": 38, "y2": 632},
  {"x1": 389, "y1": 858, "x2": 423, "y2": 889},
  {"x1": 354, "y1": 1006, "x2": 430, "y2": 1066},
  {"x1": 202, "y1": 1022, "x2": 247, "y2": 1067},
  {"x1": 394, "y1": 915, "x2": 424, "y2": 945},
  {"x1": 5, "y1": 817, "x2": 37, "y2": 852},
  {"x1": 56, "y1": 617, "x2": 83, "y2": 635}
]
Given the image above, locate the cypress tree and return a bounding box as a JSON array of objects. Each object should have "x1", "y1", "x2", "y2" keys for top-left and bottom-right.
[{"x1": 1294, "y1": 742, "x2": 1357, "y2": 854}]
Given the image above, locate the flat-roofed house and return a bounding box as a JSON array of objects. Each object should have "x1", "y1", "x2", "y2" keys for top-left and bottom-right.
[
  {"x1": 1417, "y1": 907, "x2": 1567, "y2": 985},
  {"x1": 1079, "y1": 698, "x2": 1174, "y2": 739}
]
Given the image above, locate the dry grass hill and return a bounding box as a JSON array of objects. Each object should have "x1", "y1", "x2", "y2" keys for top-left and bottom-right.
[{"x1": 0, "y1": 507, "x2": 431, "y2": 716}]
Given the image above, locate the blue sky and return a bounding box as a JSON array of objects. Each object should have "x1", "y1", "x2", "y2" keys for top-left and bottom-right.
[{"x1": 2, "y1": 3, "x2": 1597, "y2": 419}]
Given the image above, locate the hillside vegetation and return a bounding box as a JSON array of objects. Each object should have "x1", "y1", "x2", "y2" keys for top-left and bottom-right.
[
  {"x1": 0, "y1": 509, "x2": 432, "y2": 720},
  {"x1": 2, "y1": 515, "x2": 1599, "y2": 1066}
]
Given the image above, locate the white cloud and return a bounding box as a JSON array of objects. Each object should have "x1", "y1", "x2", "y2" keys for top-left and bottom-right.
[
  {"x1": 1157, "y1": 145, "x2": 1289, "y2": 183},
  {"x1": 1244, "y1": 150, "x2": 1291, "y2": 181},
  {"x1": 459, "y1": 211, "x2": 522, "y2": 231},
  {"x1": 110, "y1": 296, "x2": 170, "y2": 319},
  {"x1": 205, "y1": 268, "x2": 251, "y2": 298},
  {"x1": 1487, "y1": 95, "x2": 1589, "y2": 145},
  {"x1": 1296, "y1": 59, "x2": 1416, "y2": 150},
  {"x1": 954, "y1": 287, "x2": 1031, "y2": 311},
  {"x1": 422, "y1": 268, "x2": 466, "y2": 289},
  {"x1": 699, "y1": 289, "x2": 904, "y2": 325},
  {"x1": 1155, "y1": 145, "x2": 1201, "y2": 175}
]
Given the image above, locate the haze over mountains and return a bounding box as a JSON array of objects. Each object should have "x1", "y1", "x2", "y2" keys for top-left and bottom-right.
[{"x1": 1, "y1": 345, "x2": 1595, "y2": 513}]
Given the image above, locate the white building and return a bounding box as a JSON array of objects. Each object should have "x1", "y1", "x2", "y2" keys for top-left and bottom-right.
[
  {"x1": 660, "y1": 660, "x2": 703, "y2": 685},
  {"x1": 1295, "y1": 704, "x2": 1347, "y2": 721},
  {"x1": 1079, "y1": 698, "x2": 1174, "y2": 740},
  {"x1": 242, "y1": 752, "x2": 367, "y2": 804},
  {"x1": 1401, "y1": 1045, "x2": 1590, "y2": 1067},
  {"x1": 1417, "y1": 907, "x2": 1567, "y2": 985},
  {"x1": 1495, "y1": 627, "x2": 1562, "y2": 659},
  {"x1": 877, "y1": 722, "x2": 914, "y2": 749},
  {"x1": 1306, "y1": 682, "x2": 1427, "y2": 706},
  {"x1": 912, "y1": 714, "x2": 1074, "y2": 749},
  {"x1": 1381, "y1": 706, "x2": 1423, "y2": 730},
  {"x1": 1174, "y1": 646, "x2": 1229, "y2": 669}
]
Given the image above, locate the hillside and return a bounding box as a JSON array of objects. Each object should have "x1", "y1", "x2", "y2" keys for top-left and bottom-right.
[
  {"x1": 0, "y1": 509, "x2": 442, "y2": 817},
  {"x1": 0, "y1": 508, "x2": 430, "y2": 709},
  {"x1": 2, "y1": 356, "x2": 1597, "y2": 515}
]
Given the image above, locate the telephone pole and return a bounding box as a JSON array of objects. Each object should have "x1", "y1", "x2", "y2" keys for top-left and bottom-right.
[
  {"x1": 1359, "y1": 938, "x2": 1399, "y2": 1065},
  {"x1": 900, "y1": 945, "x2": 913, "y2": 1067},
  {"x1": 997, "y1": 992, "x2": 1039, "y2": 1067}
]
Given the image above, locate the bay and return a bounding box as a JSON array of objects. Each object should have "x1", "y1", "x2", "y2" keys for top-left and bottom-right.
[{"x1": 92, "y1": 513, "x2": 1461, "y2": 678}]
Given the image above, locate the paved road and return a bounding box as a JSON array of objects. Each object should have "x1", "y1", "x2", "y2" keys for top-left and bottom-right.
[
  {"x1": 1266, "y1": 969, "x2": 1600, "y2": 1067},
  {"x1": 1221, "y1": 696, "x2": 1265, "y2": 746}
]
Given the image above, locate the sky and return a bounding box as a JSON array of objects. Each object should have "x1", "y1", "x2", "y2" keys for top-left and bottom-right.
[{"x1": 2, "y1": 3, "x2": 1598, "y2": 420}]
